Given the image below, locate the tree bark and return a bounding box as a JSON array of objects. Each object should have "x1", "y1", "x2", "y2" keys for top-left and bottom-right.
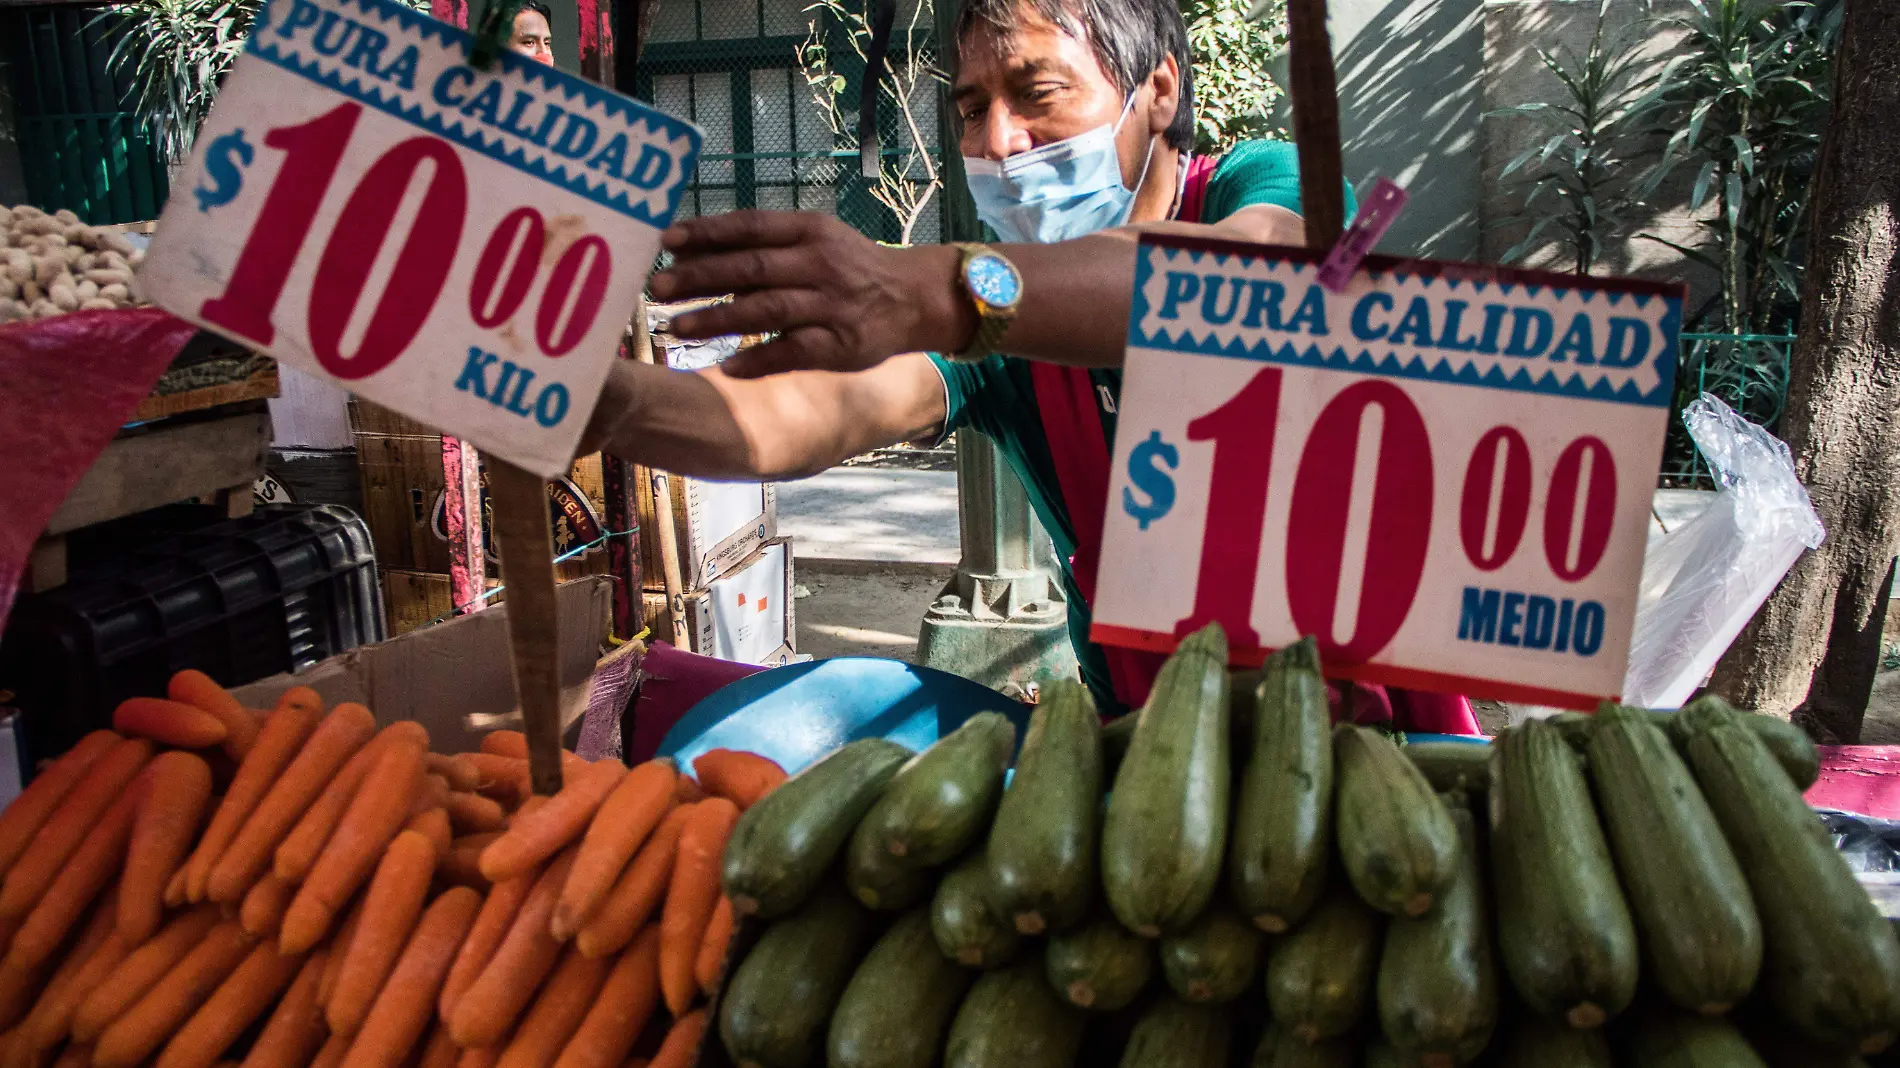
[{"x1": 1707, "y1": 0, "x2": 1900, "y2": 742}]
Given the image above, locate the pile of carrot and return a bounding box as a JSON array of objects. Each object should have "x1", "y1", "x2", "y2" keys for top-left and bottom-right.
[{"x1": 0, "y1": 669, "x2": 790, "y2": 1068}]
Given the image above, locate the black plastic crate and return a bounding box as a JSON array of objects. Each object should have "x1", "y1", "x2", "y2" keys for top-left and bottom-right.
[{"x1": 0, "y1": 505, "x2": 384, "y2": 763}]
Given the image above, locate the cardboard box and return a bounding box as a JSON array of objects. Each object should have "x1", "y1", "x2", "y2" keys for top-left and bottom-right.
[
  {"x1": 634, "y1": 470, "x2": 776, "y2": 591},
  {"x1": 231, "y1": 576, "x2": 612, "y2": 754},
  {"x1": 643, "y1": 538, "x2": 795, "y2": 665}
]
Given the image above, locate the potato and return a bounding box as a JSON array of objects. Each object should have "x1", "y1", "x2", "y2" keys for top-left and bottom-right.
[
  {"x1": 85, "y1": 268, "x2": 132, "y2": 287},
  {"x1": 29, "y1": 299, "x2": 58, "y2": 319},
  {"x1": 75, "y1": 279, "x2": 98, "y2": 302},
  {"x1": 99, "y1": 283, "x2": 129, "y2": 302},
  {"x1": 35, "y1": 257, "x2": 66, "y2": 289}
]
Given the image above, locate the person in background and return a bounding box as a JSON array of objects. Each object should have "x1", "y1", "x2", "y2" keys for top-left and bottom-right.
[
  {"x1": 507, "y1": 0, "x2": 556, "y2": 65},
  {"x1": 584, "y1": 0, "x2": 1477, "y2": 734}
]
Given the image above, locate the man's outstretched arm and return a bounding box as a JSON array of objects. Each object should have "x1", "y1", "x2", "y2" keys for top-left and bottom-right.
[{"x1": 584, "y1": 350, "x2": 949, "y2": 480}]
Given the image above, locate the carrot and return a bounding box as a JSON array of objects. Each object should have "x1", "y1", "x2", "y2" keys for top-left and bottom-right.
[
  {"x1": 23, "y1": 925, "x2": 126, "y2": 1052},
  {"x1": 168, "y1": 670, "x2": 262, "y2": 763},
  {"x1": 0, "y1": 953, "x2": 43, "y2": 1031},
  {"x1": 317, "y1": 900, "x2": 366, "y2": 1010},
  {"x1": 648, "y1": 1008, "x2": 706, "y2": 1068},
  {"x1": 465, "y1": 754, "x2": 530, "y2": 807},
  {"x1": 573, "y1": 806, "x2": 690, "y2": 959},
  {"x1": 552, "y1": 760, "x2": 678, "y2": 939},
  {"x1": 279, "y1": 739, "x2": 426, "y2": 954},
  {"x1": 339, "y1": 886, "x2": 481, "y2": 1068},
  {"x1": 155, "y1": 939, "x2": 304, "y2": 1068},
  {"x1": 14, "y1": 888, "x2": 117, "y2": 1056},
  {"x1": 413, "y1": 774, "x2": 452, "y2": 820},
  {"x1": 658, "y1": 798, "x2": 739, "y2": 1015},
  {"x1": 694, "y1": 896, "x2": 734, "y2": 996},
  {"x1": 71, "y1": 905, "x2": 222, "y2": 1042},
  {"x1": 496, "y1": 945, "x2": 610, "y2": 1068},
  {"x1": 309, "y1": 1032, "x2": 350, "y2": 1068},
  {"x1": 275, "y1": 722, "x2": 427, "y2": 882},
  {"x1": 0, "y1": 730, "x2": 120, "y2": 881},
  {"x1": 165, "y1": 869, "x2": 188, "y2": 909},
  {"x1": 448, "y1": 851, "x2": 577, "y2": 1048},
  {"x1": 407, "y1": 808, "x2": 453, "y2": 860},
  {"x1": 0, "y1": 737, "x2": 152, "y2": 919},
  {"x1": 445, "y1": 834, "x2": 500, "y2": 889},
  {"x1": 113, "y1": 698, "x2": 229, "y2": 750},
  {"x1": 238, "y1": 873, "x2": 294, "y2": 940},
  {"x1": 671, "y1": 776, "x2": 706, "y2": 805},
  {"x1": 428, "y1": 753, "x2": 480, "y2": 793},
  {"x1": 439, "y1": 874, "x2": 532, "y2": 1023},
  {"x1": 185, "y1": 697, "x2": 323, "y2": 903},
  {"x1": 239, "y1": 949, "x2": 328, "y2": 1068},
  {"x1": 690, "y1": 750, "x2": 786, "y2": 811},
  {"x1": 206, "y1": 703, "x2": 377, "y2": 905},
  {"x1": 326, "y1": 830, "x2": 437, "y2": 1037},
  {"x1": 552, "y1": 926, "x2": 661, "y2": 1068},
  {"x1": 479, "y1": 761, "x2": 627, "y2": 884},
  {"x1": 481, "y1": 732, "x2": 528, "y2": 759},
  {"x1": 121, "y1": 751, "x2": 214, "y2": 945},
  {"x1": 446, "y1": 792, "x2": 507, "y2": 836},
  {"x1": 458, "y1": 1048, "x2": 503, "y2": 1068},
  {"x1": 92, "y1": 920, "x2": 253, "y2": 1068},
  {"x1": 50, "y1": 1044, "x2": 93, "y2": 1068},
  {"x1": 6, "y1": 781, "x2": 137, "y2": 969},
  {"x1": 417, "y1": 1028, "x2": 462, "y2": 1068}
]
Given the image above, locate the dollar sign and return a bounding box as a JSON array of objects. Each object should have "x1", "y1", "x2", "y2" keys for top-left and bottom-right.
[
  {"x1": 1122, "y1": 430, "x2": 1179, "y2": 531},
  {"x1": 195, "y1": 129, "x2": 254, "y2": 213}
]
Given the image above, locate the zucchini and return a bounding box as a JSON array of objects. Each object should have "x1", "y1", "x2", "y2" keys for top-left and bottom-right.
[
  {"x1": 855, "y1": 712, "x2": 1015, "y2": 868},
  {"x1": 723, "y1": 738, "x2": 911, "y2": 918},
  {"x1": 845, "y1": 813, "x2": 935, "y2": 911},
  {"x1": 828, "y1": 908, "x2": 975, "y2": 1068},
  {"x1": 1402, "y1": 742, "x2": 1491, "y2": 795},
  {"x1": 1745, "y1": 1018, "x2": 1874, "y2": 1068},
  {"x1": 943, "y1": 958, "x2": 1085, "y2": 1068},
  {"x1": 1334, "y1": 724, "x2": 1459, "y2": 917},
  {"x1": 1626, "y1": 1009, "x2": 1769, "y2": 1068},
  {"x1": 1586, "y1": 702, "x2": 1760, "y2": 1015},
  {"x1": 1250, "y1": 1025, "x2": 1357, "y2": 1068},
  {"x1": 1375, "y1": 794, "x2": 1496, "y2": 1066},
  {"x1": 1264, "y1": 886, "x2": 1381, "y2": 1042},
  {"x1": 1102, "y1": 623, "x2": 1232, "y2": 937},
  {"x1": 1678, "y1": 696, "x2": 1900, "y2": 1053},
  {"x1": 985, "y1": 681, "x2": 1102, "y2": 935},
  {"x1": 1493, "y1": 1018, "x2": 1613, "y2": 1068},
  {"x1": 1363, "y1": 1040, "x2": 1421, "y2": 1068},
  {"x1": 1117, "y1": 997, "x2": 1232, "y2": 1068},
  {"x1": 1230, "y1": 638, "x2": 1332, "y2": 932},
  {"x1": 1044, "y1": 912, "x2": 1152, "y2": 1011},
  {"x1": 1103, "y1": 713, "x2": 1135, "y2": 780},
  {"x1": 1159, "y1": 902, "x2": 1261, "y2": 1004},
  {"x1": 1555, "y1": 707, "x2": 1820, "y2": 790},
  {"x1": 933, "y1": 852, "x2": 1021, "y2": 969},
  {"x1": 1490, "y1": 719, "x2": 1637, "y2": 1027},
  {"x1": 718, "y1": 884, "x2": 876, "y2": 1068}
]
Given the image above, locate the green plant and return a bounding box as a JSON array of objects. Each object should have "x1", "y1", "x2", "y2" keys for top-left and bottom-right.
[
  {"x1": 799, "y1": 0, "x2": 946, "y2": 245},
  {"x1": 1637, "y1": 0, "x2": 1839, "y2": 332},
  {"x1": 1489, "y1": 0, "x2": 1670, "y2": 275},
  {"x1": 101, "y1": 0, "x2": 255, "y2": 165},
  {"x1": 1187, "y1": 0, "x2": 1285, "y2": 152}
]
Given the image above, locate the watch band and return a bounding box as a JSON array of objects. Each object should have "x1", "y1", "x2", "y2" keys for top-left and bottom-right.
[{"x1": 949, "y1": 242, "x2": 1019, "y2": 364}]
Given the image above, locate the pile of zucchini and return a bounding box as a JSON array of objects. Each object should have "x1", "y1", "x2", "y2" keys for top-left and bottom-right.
[{"x1": 710, "y1": 623, "x2": 1900, "y2": 1068}]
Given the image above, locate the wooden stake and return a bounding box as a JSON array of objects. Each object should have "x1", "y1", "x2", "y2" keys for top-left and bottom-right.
[
  {"x1": 489, "y1": 459, "x2": 566, "y2": 796},
  {"x1": 1286, "y1": 0, "x2": 1346, "y2": 250},
  {"x1": 628, "y1": 296, "x2": 692, "y2": 650}
]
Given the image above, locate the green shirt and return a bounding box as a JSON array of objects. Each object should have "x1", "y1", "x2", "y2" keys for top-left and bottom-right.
[{"x1": 930, "y1": 140, "x2": 1353, "y2": 711}]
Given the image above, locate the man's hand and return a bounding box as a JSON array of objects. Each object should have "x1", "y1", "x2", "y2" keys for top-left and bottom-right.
[{"x1": 650, "y1": 211, "x2": 976, "y2": 379}]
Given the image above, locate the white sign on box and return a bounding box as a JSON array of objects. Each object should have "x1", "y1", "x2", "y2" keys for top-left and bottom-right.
[
  {"x1": 1094, "y1": 236, "x2": 1684, "y2": 709},
  {"x1": 141, "y1": 0, "x2": 701, "y2": 478}
]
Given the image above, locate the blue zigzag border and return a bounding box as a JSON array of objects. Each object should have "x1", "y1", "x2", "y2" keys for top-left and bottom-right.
[
  {"x1": 1128, "y1": 245, "x2": 1683, "y2": 408},
  {"x1": 248, "y1": 0, "x2": 701, "y2": 227}
]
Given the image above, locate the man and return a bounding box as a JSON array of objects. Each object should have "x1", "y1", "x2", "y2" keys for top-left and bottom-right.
[
  {"x1": 507, "y1": 0, "x2": 556, "y2": 64},
  {"x1": 588, "y1": 0, "x2": 1443, "y2": 720}
]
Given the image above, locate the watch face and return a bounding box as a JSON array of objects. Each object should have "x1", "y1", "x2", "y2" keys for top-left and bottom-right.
[{"x1": 966, "y1": 253, "x2": 1022, "y2": 309}]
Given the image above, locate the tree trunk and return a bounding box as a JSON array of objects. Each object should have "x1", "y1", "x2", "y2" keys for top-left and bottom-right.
[{"x1": 1707, "y1": 0, "x2": 1900, "y2": 742}]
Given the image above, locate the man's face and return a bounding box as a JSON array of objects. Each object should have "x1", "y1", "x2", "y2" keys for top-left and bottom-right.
[
  {"x1": 953, "y1": 6, "x2": 1173, "y2": 189},
  {"x1": 509, "y1": 9, "x2": 555, "y2": 65}
]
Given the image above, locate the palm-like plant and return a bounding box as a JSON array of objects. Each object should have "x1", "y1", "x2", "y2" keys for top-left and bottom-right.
[
  {"x1": 1489, "y1": 0, "x2": 1671, "y2": 276},
  {"x1": 1637, "y1": 0, "x2": 1838, "y2": 332},
  {"x1": 101, "y1": 0, "x2": 257, "y2": 166}
]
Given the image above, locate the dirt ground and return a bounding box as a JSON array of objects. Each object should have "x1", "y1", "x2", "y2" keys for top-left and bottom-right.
[{"x1": 794, "y1": 560, "x2": 954, "y2": 662}]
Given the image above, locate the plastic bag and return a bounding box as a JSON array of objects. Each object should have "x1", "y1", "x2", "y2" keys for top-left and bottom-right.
[
  {"x1": 1620, "y1": 393, "x2": 1825, "y2": 709},
  {"x1": 1818, "y1": 809, "x2": 1900, "y2": 875}
]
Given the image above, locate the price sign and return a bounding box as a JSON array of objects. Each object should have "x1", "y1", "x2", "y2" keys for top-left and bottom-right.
[
  {"x1": 141, "y1": 0, "x2": 701, "y2": 478},
  {"x1": 1093, "y1": 235, "x2": 1685, "y2": 709}
]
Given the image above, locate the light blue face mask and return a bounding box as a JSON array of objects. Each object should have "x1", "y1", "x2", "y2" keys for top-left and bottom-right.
[{"x1": 963, "y1": 94, "x2": 1154, "y2": 244}]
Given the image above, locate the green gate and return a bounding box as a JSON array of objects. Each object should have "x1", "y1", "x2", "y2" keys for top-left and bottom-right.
[{"x1": 0, "y1": 4, "x2": 169, "y2": 224}]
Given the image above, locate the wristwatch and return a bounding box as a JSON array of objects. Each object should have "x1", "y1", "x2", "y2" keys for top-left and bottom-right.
[{"x1": 949, "y1": 242, "x2": 1023, "y2": 363}]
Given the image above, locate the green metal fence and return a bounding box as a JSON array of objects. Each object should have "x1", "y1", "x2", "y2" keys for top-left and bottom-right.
[
  {"x1": 1660, "y1": 332, "x2": 1797, "y2": 488},
  {"x1": 0, "y1": 5, "x2": 170, "y2": 224}
]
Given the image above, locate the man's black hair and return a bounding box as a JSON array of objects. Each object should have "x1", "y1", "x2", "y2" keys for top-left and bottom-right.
[
  {"x1": 519, "y1": 1, "x2": 553, "y2": 21},
  {"x1": 952, "y1": 0, "x2": 1196, "y2": 152}
]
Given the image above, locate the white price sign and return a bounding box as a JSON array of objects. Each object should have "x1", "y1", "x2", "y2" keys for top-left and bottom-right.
[
  {"x1": 1094, "y1": 236, "x2": 1685, "y2": 709},
  {"x1": 142, "y1": 0, "x2": 701, "y2": 478}
]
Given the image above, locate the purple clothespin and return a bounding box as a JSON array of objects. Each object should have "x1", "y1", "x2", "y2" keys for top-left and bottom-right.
[{"x1": 1317, "y1": 177, "x2": 1408, "y2": 293}]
